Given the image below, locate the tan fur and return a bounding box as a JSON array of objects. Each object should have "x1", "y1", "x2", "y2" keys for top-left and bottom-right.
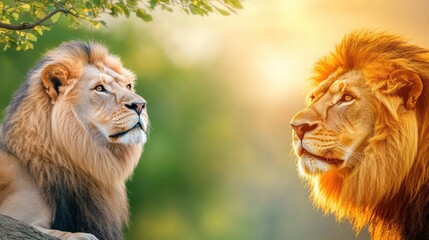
[
  {"x1": 0, "y1": 41, "x2": 149, "y2": 240},
  {"x1": 291, "y1": 30, "x2": 429, "y2": 239}
]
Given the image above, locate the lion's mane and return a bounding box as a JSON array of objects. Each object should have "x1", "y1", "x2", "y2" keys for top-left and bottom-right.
[
  {"x1": 309, "y1": 30, "x2": 429, "y2": 239},
  {"x1": 0, "y1": 42, "x2": 143, "y2": 239}
]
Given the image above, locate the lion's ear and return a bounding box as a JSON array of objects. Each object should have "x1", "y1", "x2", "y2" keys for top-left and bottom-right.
[
  {"x1": 41, "y1": 64, "x2": 70, "y2": 103},
  {"x1": 387, "y1": 69, "x2": 423, "y2": 110}
]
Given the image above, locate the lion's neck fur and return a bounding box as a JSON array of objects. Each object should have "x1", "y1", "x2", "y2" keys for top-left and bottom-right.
[{"x1": 1, "y1": 76, "x2": 142, "y2": 239}]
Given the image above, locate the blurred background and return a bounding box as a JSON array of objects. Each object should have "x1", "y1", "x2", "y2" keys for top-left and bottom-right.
[{"x1": 1, "y1": 0, "x2": 428, "y2": 239}]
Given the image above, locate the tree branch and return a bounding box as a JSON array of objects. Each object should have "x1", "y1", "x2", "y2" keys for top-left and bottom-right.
[{"x1": 0, "y1": 8, "x2": 76, "y2": 31}]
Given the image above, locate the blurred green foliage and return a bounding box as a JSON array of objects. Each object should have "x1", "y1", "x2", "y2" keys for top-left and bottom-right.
[{"x1": 0, "y1": 0, "x2": 243, "y2": 51}]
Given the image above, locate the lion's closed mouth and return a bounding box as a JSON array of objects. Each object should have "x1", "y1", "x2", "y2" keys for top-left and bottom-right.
[
  {"x1": 301, "y1": 149, "x2": 344, "y2": 165},
  {"x1": 109, "y1": 123, "x2": 143, "y2": 139}
]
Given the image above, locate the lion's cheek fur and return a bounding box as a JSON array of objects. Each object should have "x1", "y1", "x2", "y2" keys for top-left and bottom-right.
[
  {"x1": 311, "y1": 106, "x2": 419, "y2": 229},
  {"x1": 50, "y1": 100, "x2": 142, "y2": 184}
]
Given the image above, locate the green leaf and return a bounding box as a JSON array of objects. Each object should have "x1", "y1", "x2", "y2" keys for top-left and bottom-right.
[
  {"x1": 135, "y1": 8, "x2": 153, "y2": 22},
  {"x1": 148, "y1": 0, "x2": 157, "y2": 9},
  {"x1": 35, "y1": 10, "x2": 45, "y2": 19},
  {"x1": 110, "y1": 4, "x2": 123, "y2": 16},
  {"x1": 127, "y1": 0, "x2": 138, "y2": 8},
  {"x1": 202, "y1": 0, "x2": 211, "y2": 6},
  {"x1": 26, "y1": 33, "x2": 37, "y2": 41},
  {"x1": 12, "y1": 12, "x2": 19, "y2": 21},
  {"x1": 49, "y1": 12, "x2": 61, "y2": 23},
  {"x1": 215, "y1": 6, "x2": 230, "y2": 16},
  {"x1": 34, "y1": 26, "x2": 43, "y2": 35},
  {"x1": 117, "y1": 2, "x2": 130, "y2": 17},
  {"x1": 224, "y1": 0, "x2": 243, "y2": 9},
  {"x1": 19, "y1": 3, "x2": 31, "y2": 12},
  {"x1": 98, "y1": 20, "x2": 107, "y2": 27},
  {"x1": 69, "y1": 9, "x2": 78, "y2": 15},
  {"x1": 224, "y1": 5, "x2": 237, "y2": 14},
  {"x1": 189, "y1": 5, "x2": 205, "y2": 16},
  {"x1": 42, "y1": 26, "x2": 51, "y2": 31},
  {"x1": 161, "y1": 5, "x2": 173, "y2": 12},
  {"x1": 6, "y1": 7, "x2": 16, "y2": 14},
  {"x1": 86, "y1": 1, "x2": 93, "y2": 9},
  {"x1": 32, "y1": 2, "x2": 44, "y2": 8},
  {"x1": 91, "y1": 20, "x2": 100, "y2": 29},
  {"x1": 92, "y1": 0, "x2": 103, "y2": 7},
  {"x1": 189, "y1": 5, "x2": 198, "y2": 15},
  {"x1": 28, "y1": 41, "x2": 34, "y2": 50},
  {"x1": 47, "y1": 5, "x2": 55, "y2": 12}
]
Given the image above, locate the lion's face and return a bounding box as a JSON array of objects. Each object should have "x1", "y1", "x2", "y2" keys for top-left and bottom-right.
[
  {"x1": 72, "y1": 65, "x2": 149, "y2": 145},
  {"x1": 285, "y1": 31, "x2": 429, "y2": 235},
  {"x1": 290, "y1": 71, "x2": 376, "y2": 176}
]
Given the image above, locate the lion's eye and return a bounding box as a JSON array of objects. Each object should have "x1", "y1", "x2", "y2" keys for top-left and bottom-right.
[
  {"x1": 126, "y1": 84, "x2": 132, "y2": 90},
  {"x1": 339, "y1": 93, "x2": 354, "y2": 102},
  {"x1": 95, "y1": 85, "x2": 105, "y2": 92}
]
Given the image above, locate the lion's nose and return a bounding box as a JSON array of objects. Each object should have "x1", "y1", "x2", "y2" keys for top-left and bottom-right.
[
  {"x1": 125, "y1": 101, "x2": 146, "y2": 115},
  {"x1": 290, "y1": 123, "x2": 318, "y2": 140}
]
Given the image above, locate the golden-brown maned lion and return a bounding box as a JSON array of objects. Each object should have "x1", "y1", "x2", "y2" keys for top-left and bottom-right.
[
  {"x1": 290, "y1": 30, "x2": 429, "y2": 239},
  {"x1": 0, "y1": 41, "x2": 149, "y2": 239}
]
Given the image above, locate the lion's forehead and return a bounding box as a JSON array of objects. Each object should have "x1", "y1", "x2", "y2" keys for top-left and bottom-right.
[
  {"x1": 104, "y1": 66, "x2": 130, "y2": 84},
  {"x1": 311, "y1": 70, "x2": 363, "y2": 99},
  {"x1": 82, "y1": 64, "x2": 132, "y2": 86}
]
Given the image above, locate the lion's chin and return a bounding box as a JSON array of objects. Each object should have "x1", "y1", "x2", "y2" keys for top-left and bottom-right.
[
  {"x1": 298, "y1": 152, "x2": 344, "y2": 176},
  {"x1": 108, "y1": 127, "x2": 147, "y2": 145}
]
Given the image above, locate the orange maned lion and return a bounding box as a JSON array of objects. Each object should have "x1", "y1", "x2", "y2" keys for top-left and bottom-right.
[
  {"x1": 290, "y1": 30, "x2": 429, "y2": 240},
  {"x1": 0, "y1": 42, "x2": 149, "y2": 239}
]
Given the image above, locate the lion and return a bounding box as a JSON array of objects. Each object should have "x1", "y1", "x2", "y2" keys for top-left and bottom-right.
[
  {"x1": 0, "y1": 41, "x2": 149, "y2": 239},
  {"x1": 290, "y1": 30, "x2": 429, "y2": 240}
]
